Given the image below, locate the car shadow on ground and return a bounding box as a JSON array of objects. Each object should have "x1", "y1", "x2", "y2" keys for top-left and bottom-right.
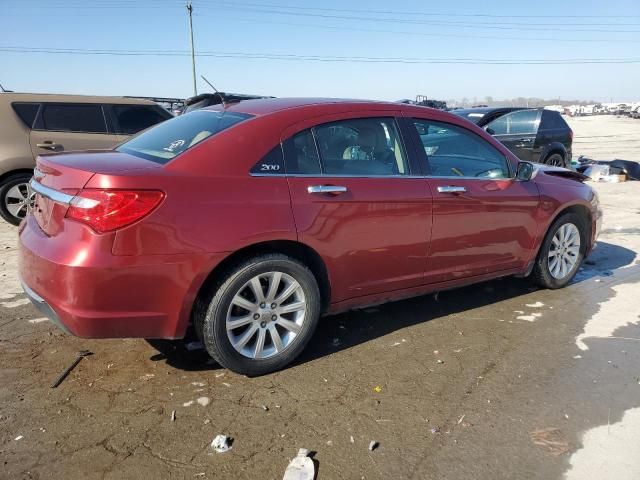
[{"x1": 151, "y1": 241, "x2": 636, "y2": 373}]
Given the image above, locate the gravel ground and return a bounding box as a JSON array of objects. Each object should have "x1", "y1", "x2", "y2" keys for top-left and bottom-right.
[{"x1": 0, "y1": 115, "x2": 639, "y2": 480}]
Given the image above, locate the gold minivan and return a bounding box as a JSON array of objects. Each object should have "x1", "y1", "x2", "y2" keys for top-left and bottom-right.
[{"x1": 0, "y1": 93, "x2": 172, "y2": 225}]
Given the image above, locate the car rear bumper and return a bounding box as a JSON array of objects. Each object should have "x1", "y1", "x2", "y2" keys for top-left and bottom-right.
[{"x1": 19, "y1": 215, "x2": 224, "y2": 339}]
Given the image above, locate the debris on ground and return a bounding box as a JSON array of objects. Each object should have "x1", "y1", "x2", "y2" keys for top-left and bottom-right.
[
  {"x1": 171, "y1": 410, "x2": 176, "y2": 422},
  {"x1": 529, "y1": 428, "x2": 570, "y2": 456},
  {"x1": 457, "y1": 415, "x2": 466, "y2": 425},
  {"x1": 50, "y1": 350, "x2": 92, "y2": 388},
  {"x1": 525, "y1": 301, "x2": 545, "y2": 308},
  {"x1": 350, "y1": 436, "x2": 354, "y2": 443},
  {"x1": 185, "y1": 341, "x2": 204, "y2": 351},
  {"x1": 261, "y1": 405, "x2": 269, "y2": 411},
  {"x1": 436, "y1": 359, "x2": 444, "y2": 364},
  {"x1": 211, "y1": 434, "x2": 232, "y2": 453},
  {"x1": 197, "y1": 397, "x2": 210, "y2": 407},
  {"x1": 373, "y1": 385, "x2": 382, "y2": 393},
  {"x1": 430, "y1": 426, "x2": 440, "y2": 434},
  {"x1": 183, "y1": 401, "x2": 194, "y2": 407},
  {"x1": 282, "y1": 448, "x2": 314, "y2": 480},
  {"x1": 368, "y1": 441, "x2": 379, "y2": 451},
  {"x1": 14, "y1": 435, "x2": 23, "y2": 441}
]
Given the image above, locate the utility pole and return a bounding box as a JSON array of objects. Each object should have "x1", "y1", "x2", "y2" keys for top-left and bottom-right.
[{"x1": 187, "y1": 1, "x2": 197, "y2": 96}]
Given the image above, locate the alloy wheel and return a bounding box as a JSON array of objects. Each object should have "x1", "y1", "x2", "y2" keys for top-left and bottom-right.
[
  {"x1": 4, "y1": 182, "x2": 33, "y2": 220},
  {"x1": 226, "y1": 271, "x2": 307, "y2": 359},
  {"x1": 548, "y1": 223, "x2": 581, "y2": 279}
]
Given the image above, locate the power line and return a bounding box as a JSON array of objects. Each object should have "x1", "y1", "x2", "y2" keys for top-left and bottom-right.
[
  {"x1": 193, "y1": 4, "x2": 640, "y2": 33},
  {"x1": 1, "y1": 46, "x2": 639, "y2": 64},
  {"x1": 203, "y1": 14, "x2": 640, "y2": 44},
  {"x1": 196, "y1": 0, "x2": 640, "y2": 19}
]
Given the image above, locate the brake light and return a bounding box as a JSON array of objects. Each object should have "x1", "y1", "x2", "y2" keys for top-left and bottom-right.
[{"x1": 66, "y1": 189, "x2": 164, "y2": 233}]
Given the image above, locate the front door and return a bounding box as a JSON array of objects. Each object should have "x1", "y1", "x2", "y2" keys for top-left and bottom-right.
[
  {"x1": 485, "y1": 109, "x2": 541, "y2": 162},
  {"x1": 29, "y1": 103, "x2": 120, "y2": 157},
  {"x1": 409, "y1": 117, "x2": 540, "y2": 283},
  {"x1": 284, "y1": 115, "x2": 432, "y2": 303}
]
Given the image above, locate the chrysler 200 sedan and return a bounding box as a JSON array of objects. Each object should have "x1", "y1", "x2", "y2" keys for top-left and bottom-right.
[{"x1": 19, "y1": 98, "x2": 602, "y2": 376}]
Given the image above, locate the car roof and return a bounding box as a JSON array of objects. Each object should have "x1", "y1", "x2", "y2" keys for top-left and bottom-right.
[
  {"x1": 204, "y1": 97, "x2": 396, "y2": 116},
  {"x1": 0, "y1": 92, "x2": 158, "y2": 105},
  {"x1": 452, "y1": 107, "x2": 528, "y2": 116}
]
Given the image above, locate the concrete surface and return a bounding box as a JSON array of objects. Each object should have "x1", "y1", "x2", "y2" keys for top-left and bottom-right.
[
  {"x1": 0, "y1": 115, "x2": 639, "y2": 480},
  {"x1": 567, "y1": 115, "x2": 640, "y2": 161}
]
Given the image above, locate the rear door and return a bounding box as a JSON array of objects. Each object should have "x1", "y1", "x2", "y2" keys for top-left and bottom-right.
[
  {"x1": 485, "y1": 109, "x2": 541, "y2": 162},
  {"x1": 283, "y1": 114, "x2": 432, "y2": 303},
  {"x1": 29, "y1": 103, "x2": 120, "y2": 156},
  {"x1": 408, "y1": 117, "x2": 540, "y2": 283}
]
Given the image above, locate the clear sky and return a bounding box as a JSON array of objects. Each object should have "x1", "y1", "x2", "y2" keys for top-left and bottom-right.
[{"x1": 1, "y1": 0, "x2": 639, "y2": 103}]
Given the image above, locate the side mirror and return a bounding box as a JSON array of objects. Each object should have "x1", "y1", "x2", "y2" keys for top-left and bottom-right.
[{"x1": 516, "y1": 161, "x2": 535, "y2": 181}]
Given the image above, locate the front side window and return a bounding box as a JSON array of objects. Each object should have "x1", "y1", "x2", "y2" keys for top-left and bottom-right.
[
  {"x1": 41, "y1": 104, "x2": 107, "y2": 133},
  {"x1": 112, "y1": 105, "x2": 170, "y2": 134},
  {"x1": 283, "y1": 118, "x2": 409, "y2": 176},
  {"x1": 117, "y1": 110, "x2": 252, "y2": 164},
  {"x1": 486, "y1": 110, "x2": 539, "y2": 135},
  {"x1": 413, "y1": 119, "x2": 510, "y2": 179}
]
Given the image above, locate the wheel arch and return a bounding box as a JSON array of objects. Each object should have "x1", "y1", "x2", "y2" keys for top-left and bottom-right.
[
  {"x1": 540, "y1": 143, "x2": 568, "y2": 164},
  {"x1": 186, "y1": 240, "x2": 331, "y2": 336},
  {"x1": 0, "y1": 168, "x2": 35, "y2": 186}
]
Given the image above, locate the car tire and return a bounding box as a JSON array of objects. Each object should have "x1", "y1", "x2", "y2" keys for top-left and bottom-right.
[
  {"x1": 196, "y1": 254, "x2": 321, "y2": 376},
  {"x1": 531, "y1": 212, "x2": 588, "y2": 289},
  {"x1": 544, "y1": 153, "x2": 566, "y2": 168},
  {"x1": 0, "y1": 173, "x2": 33, "y2": 226}
]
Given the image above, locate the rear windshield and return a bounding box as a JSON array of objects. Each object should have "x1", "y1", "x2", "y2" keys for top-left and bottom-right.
[{"x1": 116, "y1": 110, "x2": 252, "y2": 164}]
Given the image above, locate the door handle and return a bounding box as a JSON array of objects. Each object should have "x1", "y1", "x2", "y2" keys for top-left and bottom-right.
[
  {"x1": 437, "y1": 186, "x2": 466, "y2": 193},
  {"x1": 36, "y1": 142, "x2": 62, "y2": 150},
  {"x1": 307, "y1": 185, "x2": 348, "y2": 195}
]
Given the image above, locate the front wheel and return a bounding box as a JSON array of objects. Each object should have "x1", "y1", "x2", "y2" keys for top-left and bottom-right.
[
  {"x1": 532, "y1": 213, "x2": 587, "y2": 289},
  {"x1": 196, "y1": 254, "x2": 321, "y2": 376}
]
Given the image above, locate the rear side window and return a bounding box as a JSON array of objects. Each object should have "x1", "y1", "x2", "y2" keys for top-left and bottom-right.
[
  {"x1": 486, "y1": 110, "x2": 539, "y2": 135},
  {"x1": 40, "y1": 104, "x2": 107, "y2": 133},
  {"x1": 284, "y1": 118, "x2": 409, "y2": 176},
  {"x1": 12, "y1": 103, "x2": 39, "y2": 128},
  {"x1": 112, "y1": 105, "x2": 170, "y2": 134},
  {"x1": 117, "y1": 110, "x2": 252, "y2": 164},
  {"x1": 541, "y1": 110, "x2": 568, "y2": 130},
  {"x1": 283, "y1": 130, "x2": 321, "y2": 174}
]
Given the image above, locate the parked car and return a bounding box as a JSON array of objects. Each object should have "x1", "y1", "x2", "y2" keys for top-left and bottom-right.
[
  {"x1": 452, "y1": 107, "x2": 573, "y2": 167},
  {"x1": 183, "y1": 92, "x2": 273, "y2": 114},
  {"x1": 0, "y1": 93, "x2": 173, "y2": 225},
  {"x1": 19, "y1": 98, "x2": 602, "y2": 376}
]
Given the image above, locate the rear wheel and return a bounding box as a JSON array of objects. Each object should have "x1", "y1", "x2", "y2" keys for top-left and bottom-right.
[
  {"x1": 544, "y1": 153, "x2": 566, "y2": 168},
  {"x1": 196, "y1": 254, "x2": 321, "y2": 376},
  {"x1": 532, "y1": 213, "x2": 587, "y2": 289},
  {"x1": 0, "y1": 173, "x2": 33, "y2": 226}
]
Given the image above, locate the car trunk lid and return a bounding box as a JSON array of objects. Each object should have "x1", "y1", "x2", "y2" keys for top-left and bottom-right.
[{"x1": 30, "y1": 152, "x2": 161, "y2": 236}]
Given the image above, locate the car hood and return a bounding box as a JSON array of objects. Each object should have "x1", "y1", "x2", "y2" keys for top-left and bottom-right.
[{"x1": 532, "y1": 165, "x2": 589, "y2": 184}]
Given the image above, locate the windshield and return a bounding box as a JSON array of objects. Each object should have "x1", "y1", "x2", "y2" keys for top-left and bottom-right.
[{"x1": 117, "y1": 110, "x2": 252, "y2": 164}]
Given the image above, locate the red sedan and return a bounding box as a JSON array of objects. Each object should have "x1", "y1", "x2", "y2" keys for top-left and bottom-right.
[{"x1": 19, "y1": 98, "x2": 602, "y2": 375}]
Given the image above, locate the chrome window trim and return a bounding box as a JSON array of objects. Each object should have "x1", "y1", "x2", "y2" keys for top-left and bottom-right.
[
  {"x1": 249, "y1": 173, "x2": 513, "y2": 180},
  {"x1": 29, "y1": 179, "x2": 74, "y2": 205}
]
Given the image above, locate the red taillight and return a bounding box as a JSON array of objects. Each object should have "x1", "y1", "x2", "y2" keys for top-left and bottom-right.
[{"x1": 65, "y1": 189, "x2": 164, "y2": 233}]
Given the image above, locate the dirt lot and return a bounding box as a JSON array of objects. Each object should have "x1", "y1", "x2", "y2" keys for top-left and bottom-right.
[{"x1": 1, "y1": 115, "x2": 639, "y2": 480}]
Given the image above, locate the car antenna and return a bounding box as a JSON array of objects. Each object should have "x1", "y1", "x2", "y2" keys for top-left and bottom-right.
[{"x1": 200, "y1": 75, "x2": 226, "y2": 108}]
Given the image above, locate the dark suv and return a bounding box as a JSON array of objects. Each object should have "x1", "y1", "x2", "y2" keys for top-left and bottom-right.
[{"x1": 452, "y1": 107, "x2": 572, "y2": 167}]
